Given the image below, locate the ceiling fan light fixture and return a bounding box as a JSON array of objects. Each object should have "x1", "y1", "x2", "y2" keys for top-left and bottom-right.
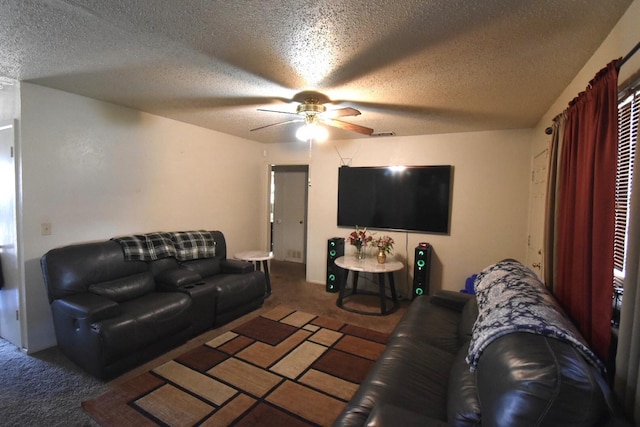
[{"x1": 296, "y1": 122, "x2": 328, "y2": 142}]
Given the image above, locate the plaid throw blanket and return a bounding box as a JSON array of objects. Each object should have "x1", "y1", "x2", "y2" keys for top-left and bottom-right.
[
  {"x1": 112, "y1": 230, "x2": 216, "y2": 262},
  {"x1": 465, "y1": 259, "x2": 604, "y2": 373},
  {"x1": 112, "y1": 232, "x2": 176, "y2": 261},
  {"x1": 170, "y1": 230, "x2": 216, "y2": 261}
]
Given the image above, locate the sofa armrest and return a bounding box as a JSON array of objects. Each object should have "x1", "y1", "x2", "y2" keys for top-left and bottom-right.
[
  {"x1": 52, "y1": 293, "x2": 121, "y2": 322},
  {"x1": 363, "y1": 404, "x2": 449, "y2": 427},
  {"x1": 221, "y1": 259, "x2": 255, "y2": 274},
  {"x1": 431, "y1": 290, "x2": 474, "y2": 312}
]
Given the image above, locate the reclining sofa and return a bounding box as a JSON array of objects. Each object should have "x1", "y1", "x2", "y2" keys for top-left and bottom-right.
[
  {"x1": 41, "y1": 230, "x2": 266, "y2": 380},
  {"x1": 333, "y1": 259, "x2": 627, "y2": 426}
]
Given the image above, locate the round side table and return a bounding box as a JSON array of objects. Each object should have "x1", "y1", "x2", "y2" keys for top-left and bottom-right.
[
  {"x1": 334, "y1": 255, "x2": 403, "y2": 315},
  {"x1": 234, "y1": 251, "x2": 274, "y2": 296}
]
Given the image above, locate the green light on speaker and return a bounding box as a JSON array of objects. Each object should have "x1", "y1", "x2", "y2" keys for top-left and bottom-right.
[
  {"x1": 329, "y1": 274, "x2": 335, "y2": 281},
  {"x1": 329, "y1": 284, "x2": 334, "y2": 290},
  {"x1": 330, "y1": 249, "x2": 336, "y2": 257},
  {"x1": 417, "y1": 260, "x2": 425, "y2": 268},
  {"x1": 415, "y1": 288, "x2": 424, "y2": 296},
  {"x1": 330, "y1": 241, "x2": 335, "y2": 247},
  {"x1": 418, "y1": 250, "x2": 425, "y2": 256}
]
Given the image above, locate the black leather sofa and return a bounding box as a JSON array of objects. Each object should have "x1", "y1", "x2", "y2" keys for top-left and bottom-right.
[
  {"x1": 333, "y1": 259, "x2": 626, "y2": 426},
  {"x1": 41, "y1": 230, "x2": 266, "y2": 380}
]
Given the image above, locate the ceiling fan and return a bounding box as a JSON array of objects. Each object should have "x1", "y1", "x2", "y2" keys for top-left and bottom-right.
[{"x1": 250, "y1": 92, "x2": 374, "y2": 141}]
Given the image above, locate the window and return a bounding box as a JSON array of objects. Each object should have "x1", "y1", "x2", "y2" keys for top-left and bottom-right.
[{"x1": 614, "y1": 83, "x2": 639, "y2": 299}]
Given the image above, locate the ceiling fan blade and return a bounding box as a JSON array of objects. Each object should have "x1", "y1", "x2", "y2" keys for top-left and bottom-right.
[
  {"x1": 257, "y1": 108, "x2": 298, "y2": 115},
  {"x1": 250, "y1": 118, "x2": 303, "y2": 132},
  {"x1": 321, "y1": 107, "x2": 361, "y2": 119},
  {"x1": 143, "y1": 96, "x2": 292, "y2": 111},
  {"x1": 322, "y1": 118, "x2": 374, "y2": 135}
]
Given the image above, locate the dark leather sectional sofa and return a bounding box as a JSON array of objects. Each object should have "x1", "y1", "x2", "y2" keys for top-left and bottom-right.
[
  {"x1": 41, "y1": 230, "x2": 266, "y2": 380},
  {"x1": 333, "y1": 259, "x2": 626, "y2": 426}
]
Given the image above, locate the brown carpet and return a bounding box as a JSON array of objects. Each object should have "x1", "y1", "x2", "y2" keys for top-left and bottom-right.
[{"x1": 82, "y1": 306, "x2": 390, "y2": 426}]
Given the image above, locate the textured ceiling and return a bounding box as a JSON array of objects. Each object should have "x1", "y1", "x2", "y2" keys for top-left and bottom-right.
[{"x1": 0, "y1": 0, "x2": 633, "y2": 143}]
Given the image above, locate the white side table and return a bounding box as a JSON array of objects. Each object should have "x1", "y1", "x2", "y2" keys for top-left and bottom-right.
[
  {"x1": 234, "y1": 251, "x2": 274, "y2": 296},
  {"x1": 334, "y1": 255, "x2": 403, "y2": 315}
]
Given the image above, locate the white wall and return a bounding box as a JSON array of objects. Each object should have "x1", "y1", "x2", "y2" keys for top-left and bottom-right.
[
  {"x1": 20, "y1": 83, "x2": 266, "y2": 352},
  {"x1": 264, "y1": 128, "x2": 533, "y2": 297}
]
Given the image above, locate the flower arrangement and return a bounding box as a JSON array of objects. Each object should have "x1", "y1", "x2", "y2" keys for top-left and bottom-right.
[
  {"x1": 347, "y1": 226, "x2": 373, "y2": 249},
  {"x1": 373, "y1": 235, "x2": 395, "y2": 254}
]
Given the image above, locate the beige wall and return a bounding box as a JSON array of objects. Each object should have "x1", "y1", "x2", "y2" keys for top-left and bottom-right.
[
  {"x1": 532, "y1": 0, "x2": 640, "y2": 154},
  {"x1": 18, "y1": 83, "x2": 533, "y2": 352},
  {"x1": 19, "y1": 83, "x2": 267, "y2": 352},
  {"x1": 264, "y1": 129, "x2": 533, "y2": 297}
]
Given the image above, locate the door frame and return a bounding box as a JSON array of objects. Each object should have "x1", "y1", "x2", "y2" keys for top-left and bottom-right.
[
  {"x1": 268, "y1": 164, "x2": 309, "y2": 264},
  {"x1": 0, "y1": 120, "x2": 24, "y2": 348}
]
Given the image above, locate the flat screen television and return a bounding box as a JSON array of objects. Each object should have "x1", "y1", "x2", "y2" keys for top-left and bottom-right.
[{"x1": 337, "y1": 165, "x2": 453, "y2": 234}]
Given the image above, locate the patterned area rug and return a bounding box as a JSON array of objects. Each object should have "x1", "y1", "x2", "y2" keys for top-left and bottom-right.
[{"x1": 82, "y1": 306, "x2": 389, "y2": 426}]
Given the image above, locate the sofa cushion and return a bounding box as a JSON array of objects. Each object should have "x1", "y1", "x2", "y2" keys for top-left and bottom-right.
[
  {"x1": 41, "y1": 240, "x2": 149, "y2": 301},
  {"x1": 205, "y1": 272, "x2": 265, "y2": 312},
  {"x1": 365, "y1": 404, "x2": 450, "y2": 427},
  {"x1": 181, "y1": 257, "x2": 221, "y2": 277},
  {"x1": 96, "y1": 292, "x2": 192, "y2": 363},
  {"x1": 155, "y1": 268, "x2": 202, "y2": 288},
  {"x1": 391, "y1": 295, "x2": 462, "y2": 354},
  {"x1": 476, "y1": 333, "x2": 607, "y2": 426},
  {"x1": 334, "y1": 340, "x2": 454, "y2": 426},
  {"x1": 447, "y1": 342, "x2": 481, "y2": 427},
  {"x1": 147, "y1": 257, "x2": 180, "y2": 276},
  {"x1": 88, "y1": 271, "x2": 155, "y2": 302}
]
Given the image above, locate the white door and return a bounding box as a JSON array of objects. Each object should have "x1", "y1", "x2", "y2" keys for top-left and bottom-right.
[
  {"x1": 527, "y1": 149, "x2": 548, "y2": 277},
  {"x1": 0, "y1": 121, "x2": 21, "y2": 347},
  {"x1": 272, "y1": 166, "x2": 308, "y2": 263}
]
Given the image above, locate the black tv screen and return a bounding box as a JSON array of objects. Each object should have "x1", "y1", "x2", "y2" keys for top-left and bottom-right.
[{"x1": 337, "y1": 165, "x2": 452, "y2": 233}]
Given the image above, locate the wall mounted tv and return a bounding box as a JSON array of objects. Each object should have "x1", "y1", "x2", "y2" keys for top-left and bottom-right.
[{"x1": 337, "y1": 165, "x2": 453, "y2": 234}]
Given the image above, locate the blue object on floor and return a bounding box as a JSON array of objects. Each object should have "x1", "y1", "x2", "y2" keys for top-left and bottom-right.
[{"x1": 460, "y1": 274, "x2": 477, "y2": 294}]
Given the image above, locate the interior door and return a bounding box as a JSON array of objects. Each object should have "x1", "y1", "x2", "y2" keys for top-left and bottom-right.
[
  {"x1": 0, "y1": 121, "x2": 21, "y2": 347},
  {"x1": 272, "y1": 166, "x2": 308, "y2": 263},
  {"x1": 527, "y1": 149, "x2": 548, "y2": 277}
]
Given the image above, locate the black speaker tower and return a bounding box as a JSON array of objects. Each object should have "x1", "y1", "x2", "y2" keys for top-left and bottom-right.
[
  {"x1": 326, "y1": 237, "x2": 346, "y2": 293},
  {"x1": 413, "y1": 243, "x2": 432, "y2": 298}
]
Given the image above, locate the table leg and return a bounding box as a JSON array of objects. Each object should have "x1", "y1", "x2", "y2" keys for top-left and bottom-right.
[
  {"x1": 388, "y1": 272, "x2": 398, "y2": 302},
  {"x1": 377, "y1": 273, "x2": 387, "y2": 314},
  {"x1": 337, "y1": 270, "x2": 349, "y2": 308},
  {"x1": 352, "y1": 271, "x2": 360, "y2": 294},
  {"x1": 262, "y1": 260, "x2": 272, "y2": 295}
]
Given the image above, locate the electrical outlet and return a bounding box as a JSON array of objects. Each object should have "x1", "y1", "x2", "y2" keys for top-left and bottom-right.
[{"x1": 41, "y1": 222, "x2": 52, "y2": 236}]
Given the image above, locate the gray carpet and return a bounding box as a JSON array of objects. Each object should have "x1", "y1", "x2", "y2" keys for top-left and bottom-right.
[{"x1": 0, "y1": 337, "x2": 107, "y2": 426}]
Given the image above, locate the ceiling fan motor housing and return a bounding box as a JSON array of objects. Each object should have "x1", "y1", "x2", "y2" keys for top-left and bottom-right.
[{"x1": 296, "y1": 98, "x2": 326, "y2": 115}]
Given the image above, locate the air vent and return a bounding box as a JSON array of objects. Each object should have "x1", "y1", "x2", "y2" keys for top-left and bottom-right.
[{"x1": 371, "y1": 132, "x2": 396, "y2": 137}]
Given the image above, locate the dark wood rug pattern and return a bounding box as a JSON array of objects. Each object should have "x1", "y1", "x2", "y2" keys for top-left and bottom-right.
[{"x1": 82, "y1": 306, "x2": 390, "y2": 426}]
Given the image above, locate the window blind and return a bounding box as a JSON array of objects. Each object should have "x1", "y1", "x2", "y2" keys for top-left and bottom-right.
[{"x1": 615, "y1": 87, "x2": 639, "y2": 287}]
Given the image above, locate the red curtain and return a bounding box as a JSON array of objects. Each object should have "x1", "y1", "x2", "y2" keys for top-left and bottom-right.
[{"x1": 555, "y1": 61, "x2": 619, "y2": 361}]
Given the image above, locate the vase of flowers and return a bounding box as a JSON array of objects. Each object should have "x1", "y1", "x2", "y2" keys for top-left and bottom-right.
[
  {"x1": 347, "y1": 226, "x2": 373, "y2": 260},
  {"x1": 373, "y1": 235, "x2": 394, "y2": 264}
]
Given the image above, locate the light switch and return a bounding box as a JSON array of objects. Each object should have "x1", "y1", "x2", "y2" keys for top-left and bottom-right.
[{"x1": 41, "y1": 223, "x2": 52, "y2": 236}]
